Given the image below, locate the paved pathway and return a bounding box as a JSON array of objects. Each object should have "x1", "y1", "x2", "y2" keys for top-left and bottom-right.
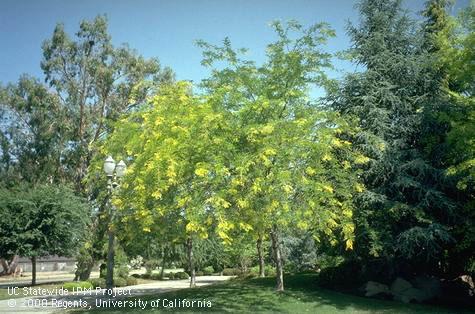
[{"x1": 0, "y1": 276, "x2": 232, "y2": 313}]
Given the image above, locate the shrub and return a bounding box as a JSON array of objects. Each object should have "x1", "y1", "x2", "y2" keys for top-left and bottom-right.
[
  {"x1": 131, "y1": 273, "x2": 141, "y2": 278},
  {"x1": 129, "y1": 255, "x2": 144, "y2": 269},
  {"x1": 241, "y1": 272, "x2": 258, "y2": 279},
  {"x1": 165, "y1": 272, "x2": 175, "y2": 279},
  {"x1": 88, "y1": 278, "x2": 106, "y2": 289},
  {"x1": 141, "y1": 273, "x2": 151, "y2": 279},
  {"x1": 249, "y1": 265, "x2": 260, "y2": 276},
  {"x1": 126, "y1": 276, "x2": 138, "y2": 286},
  {"x1": 115, "y1": 265, "x2": 129, "y2": 280},
  {"x1": 99, "y1": 263, "x2": 107, "y2": 279},
  {"x1": 151, "y1": 273, "x2": 162, "y2": 280},
  {"x1": 196, "y1": 271, "x2": 204, "y2": 276},
  {"x1": 114, "y1": 277, "x2": 127, "y2": 287},
  {"x1": 264, "y1": 265, "x2": 276, "y2": 277},
  {"x1": 114, "y1": 246, "x2": 130, "y2": 279},
  {"x1": 176, "y1": 271, "x2": 189, "y2": 279},
  {"x1": 222, "y1": 268, "x2": 239, "y2": 276},
  {"x1": 63, "y1": 281, "x2": 93, "y2": 290},
  {"x1": 318, "y1": 260, "x2": 363, "y2": 289},
  {"x1": 144, "y1": 259, "x2": 160, "y2": 274},
  {"x1": 203, "y1": 266, "x2": 214, "y2": 275}
]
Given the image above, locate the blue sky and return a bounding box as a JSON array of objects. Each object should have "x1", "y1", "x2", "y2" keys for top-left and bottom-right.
[{"x1": 0, "y1": 0, "x2": 470, "y2": 89}]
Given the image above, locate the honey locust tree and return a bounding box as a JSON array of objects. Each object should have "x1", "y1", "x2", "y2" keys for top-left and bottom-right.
[
  {"x1": 198, "y1": 20, "x2": 364, "y2": 291},
  {"x1": 438, "y1": 2, "x2": 475, "y2": 276},
  {"x1": 92, "y1": 82, "x2": 235, "y2": 287},
  {"x1": 40, "y1": 15, "x2": 174, "y2": 280}
]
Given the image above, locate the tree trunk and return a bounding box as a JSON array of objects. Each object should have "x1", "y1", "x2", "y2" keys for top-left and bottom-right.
[
  {"x1": 257, "y1": 233, "x2": 265, "y2": 278},
  {"x1": 76, "y1": 259, "x2": 95, "y2": 281},
  {"x1": 270, "y1": 225, "x2": 284, "y2": 291},
  {"x1": 0, "y1": 258, "x2": 9, "y2": 274},
  {"x1": 159, "y1": 253, "x2": 166, "y2": 279},
  {"x1": 0, "y1": 255, "x2": 19, "y2": 276},
  {"x1": 186, "y1": 238, "x2": 196, "y2": 287},
  {"x1": 31, "y1": 256, "x2": 37, "y2": 286}
]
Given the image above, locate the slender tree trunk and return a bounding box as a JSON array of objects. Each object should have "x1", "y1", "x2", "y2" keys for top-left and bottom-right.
[
  {"x1": 0, "y1": 258, "x2": 8, "y2": 274},
  {"x1": 186, "y1": 238, "x2": 196, "y2": 287},
  {"x1": 75, "y1": 259, "x2": 95, "y2": 281},
  {"x1": 159, "y1": 253, "x2": 166, "y2": 279},
  {"x1": 270, "y1": 225, "x2": 284, "y2": 291},
  {"x1": 31, "y1": 256, "x2": 37, "y2": 286},
  {"x1": 257, "y1": 233, "x2": 265, "y2": 278}
]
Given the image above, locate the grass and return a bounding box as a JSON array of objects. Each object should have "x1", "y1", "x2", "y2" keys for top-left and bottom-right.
[{"x1": 78, "y1": 274, "x2": 473, "y2": 314}]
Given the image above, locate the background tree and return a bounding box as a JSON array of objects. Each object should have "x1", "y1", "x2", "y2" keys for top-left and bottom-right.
[
  {"x1": 0, "y1": 76, "x2": 81, "y2": 275},
  {"x1": 39, "y1": 15, "x2": 174, "y2": 280},
  {"x1": 0, "y1": 76, "x2": 67, "y2": 186},
  {"x1": 436, "y1": 2, "x2": 475, "y2": 276},
  {"x1": 329, "y1": 0, "x2": 457, "y2": 279},
  {"x1": 0, "y1": 184, "x2": 90, "y2": 284},
  {"x1": 41, "y1": 15, "x2": 174, "y2": 191}
]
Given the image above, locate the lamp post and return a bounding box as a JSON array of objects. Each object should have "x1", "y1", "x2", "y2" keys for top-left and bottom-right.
[{"x1": 103, "y1": 156, "x2": 126, "y2": 292}]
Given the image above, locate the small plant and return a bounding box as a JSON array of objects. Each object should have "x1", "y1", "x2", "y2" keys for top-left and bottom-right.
[
  {"x1": 165, "y1": 272, "x2": 175, "y2": 280},
  {"x1": 249, "y1": 265, "x2": 260, "y2": 276},
  {"x1": 176, "y1": 271, "x2": 190, "y2": 279},
  {"x1": 126, "y1": 276, "x2": 138, "y2": 286},
  {"x1": 264, "y1": 265, "x2": 276, "y2": 277},
  {"x1": 151, "y1": 273, "x2": 162, "y2": 280},
  {"x1": 144, "y1": 259, "x2": 160, "y2": 274},
  {"x1": 222, "y1": 268, "x2": 240, "y2": 276},
  {"x1": 203, "y1": 266, "x2": 214, "y2": 275},
  {"x1": 88, "y1": 278, "x2": 106, "y2": 289},
  {"x1": 196, "y1": 271, "x2": 204, "y2": 276},
  {"x1": 129, "y1": 255, "x2": 144, "y2": 269},
  {"x1": 114, "y1": 277, "x2": 127, "y2": 287}
]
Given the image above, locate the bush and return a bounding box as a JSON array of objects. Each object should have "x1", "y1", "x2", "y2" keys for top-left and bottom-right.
[
  {"x1": 222, "y1": 268, "x2": 240, "y2": 276},
  {"x1": 63, "y1": 281, "x2": 93, "y2": 290},
  {"x1": 141, "y1": 273, "x2": 151, "y2": 279},
  {"x1": 165, "y1": 272, "x2": 175, "y2": 279},
  {"x1": 203, "y1": 266, "x2": 214, "y2": 275},
  {"x1": 99, "y1": 263, "x2": 107, "y2": 279},
  {"x1": 196, "y1": 271, "x2": 204, "y2": 276},
  {"x1": 114, "y1": 246, "x2": 130, "y2": 279},
  {"x1": 88, "y1": 278, "x2": 106, "y2": 289},
  {"x1": 115, "y1": 265, "x2": 129, "y2": 280},
  {"x1": 318, "y1": 260, "x2": 363, "y2": 289},
  {"x1": 126, "y1": 276, "x2": 138, "y2": 286},
  {"x1": 151, "y1": 273, "x2": 162, "y2": 280},
  {"x1": 114, "y1": 277, "x2": 127, "y2": 287},
  {"x1": 144, "y1": 259, "x2": 160, "y2": 274},
  {"x1": 264, "y1": 265, "x2": 276, "y2": 277},
  {"x1": 249, "y1": 265, "x2": 260, "y2": 276},
  {"x1": 176, "y1": 271, "x2": 190, "y2": 279},
  {"x1": 129, "y1": 256, "x2": 144, "y2": 270},
  {"x1": 131, "y1": 273, "x2": 141, "y2": 278}
]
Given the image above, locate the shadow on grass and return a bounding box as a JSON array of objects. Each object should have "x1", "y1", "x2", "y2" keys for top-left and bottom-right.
[{"x1": 80, "y1": 274, "x2": 474, "y2": 313}]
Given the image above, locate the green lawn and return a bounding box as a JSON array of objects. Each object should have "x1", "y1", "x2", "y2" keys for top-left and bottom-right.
[{"x1": 79, "y1": 274, "x2": 472, "y2": 314}]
